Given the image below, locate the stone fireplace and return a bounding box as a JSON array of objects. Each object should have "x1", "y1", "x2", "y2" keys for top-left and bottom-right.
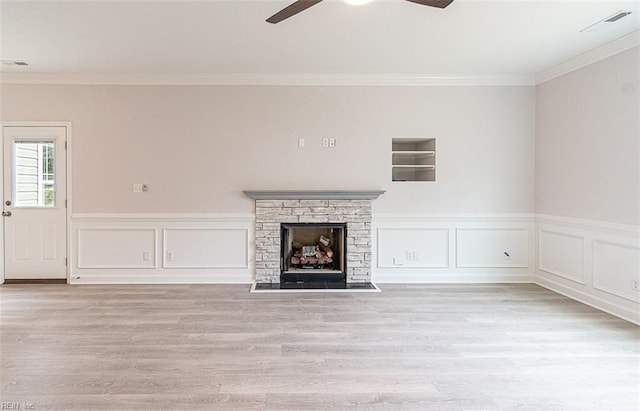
[{"x1": 243, "y1": 191, "x2": 385, "y2": 284}]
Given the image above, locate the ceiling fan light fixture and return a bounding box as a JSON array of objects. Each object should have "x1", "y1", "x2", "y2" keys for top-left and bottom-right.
[
  {"x1": 343, "y1": 0, "x2": 373, "y2": 5},
  {"x1": 267, "y1": 0, "x2": 452, "y2": 24}
]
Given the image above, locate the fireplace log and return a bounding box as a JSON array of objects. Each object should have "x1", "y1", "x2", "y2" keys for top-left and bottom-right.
[
  {"x1": 290, "y1": 242, "x2": 336, "y2": 267},
  {"x1": 317, "y1": 255, "x2": 332, "y2": 264},
  {"x1": 319, "y1": 243, "x2": 334, "y2": 258}
]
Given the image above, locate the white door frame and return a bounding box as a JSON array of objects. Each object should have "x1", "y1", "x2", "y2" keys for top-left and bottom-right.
[{"x1": 0, "y1": 121, "x2": 73, "y2": 283}]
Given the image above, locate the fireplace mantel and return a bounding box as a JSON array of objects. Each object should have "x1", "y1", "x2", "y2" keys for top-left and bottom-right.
[{"x1": 243, "y1": 190, "x2": 385, "y2": 200}]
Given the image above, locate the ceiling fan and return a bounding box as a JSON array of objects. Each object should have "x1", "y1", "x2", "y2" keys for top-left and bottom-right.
[{"x1": 267, "y1": 0, "x2": 454, "y2": 24}]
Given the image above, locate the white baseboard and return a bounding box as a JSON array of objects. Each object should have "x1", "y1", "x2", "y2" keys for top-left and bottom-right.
[
  {"x1": 536, "y1": 276, "x2": 639, "y2": 325},
  {"x1": 535, "y1": 214, "x2": 639, "y2": 325},
  {"x1": 375, "y1": 272, "x2": 534, "y2": 284},
  {"x1": 70, "y1": 271, "x2": 252, "y2": 285}
]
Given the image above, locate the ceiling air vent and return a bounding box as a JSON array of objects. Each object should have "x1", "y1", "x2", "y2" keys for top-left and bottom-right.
[
  {"x1": 605, "y1": 11, "x2": 632, "y2": 22},
  {"x1": 581, "y1": 10, "x2": 633, "y2": 32}
]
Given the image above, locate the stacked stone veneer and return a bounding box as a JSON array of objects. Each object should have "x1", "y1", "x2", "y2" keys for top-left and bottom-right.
[{"x1": 255, "y1": 199, "x2": 373, "y2": 283}]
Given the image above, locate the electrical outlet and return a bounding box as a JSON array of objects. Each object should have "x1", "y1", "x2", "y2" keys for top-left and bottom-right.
[
  {"x1": 632, "y1": 279, "x2": 640, "y2": 291},
  {"x1": 329, "y1": 138, "x2": 336, "y2": 147},
  {"x1": 166, "y1": 251, "x2": 173, "y2": 261},
  {"x1": 322, "y1": 138, "x2": 329, "y2": 148},
  {"x1": 298, "y1": 138, "x2": 305, "y2": 148},
  {"x1": 142, "y1": 251, "x2": 150, "y2": 261},
  {"x1": 133, "y1": 184, "x2": 148, "y2": 193}
]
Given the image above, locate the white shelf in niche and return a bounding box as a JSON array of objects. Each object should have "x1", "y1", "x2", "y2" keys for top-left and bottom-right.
[
  {"x1": 391, "y1": 150, "x2": 435, "y2": 156},
  {"x1": 392, "y1": 138, "x2": 436, "y2": 182},
  {"x1": 392, "y1": 165, "x2": 435, "y2": 169}
]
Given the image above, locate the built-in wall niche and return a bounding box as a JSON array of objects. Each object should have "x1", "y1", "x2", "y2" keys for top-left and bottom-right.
[{"x1": 392, "y1": 138, "x2": 436, "y2": 182}]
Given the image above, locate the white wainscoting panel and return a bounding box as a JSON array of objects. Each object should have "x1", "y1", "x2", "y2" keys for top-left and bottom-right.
[
  {"x1": 71, "y1": 214, "x2": 254, "y2": 284},
  {"x1": 539, "y1": 230, "x2": 585, "y2": 284},
  {"x1": 77, "y1": 228, "x2": 157, "y2": 269},
  {"x1": 377, "y1": 228, "x2": 448, "y2": 268},
  {"x1": 456, "y1": 228, "x2": 528, "y2": 268},
  {"x1": 163, "y1": 228, "x2": 248, "y2": 269},
  {"x1": 535, "y1": 214, "x2": 640, "y2": 325},
  {"x1": 593, "y1": 240, "x2": 640, "y2": 303},
  {"x1": 372, "y1": 214, "x2": 535, "y2": 283}
]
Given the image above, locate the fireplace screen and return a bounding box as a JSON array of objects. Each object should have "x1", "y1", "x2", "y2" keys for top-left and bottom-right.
[{"x1": 281, "y1": 223, "x2": 346, "y2": 282}]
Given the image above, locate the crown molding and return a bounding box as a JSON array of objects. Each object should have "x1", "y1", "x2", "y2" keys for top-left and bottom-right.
[
  {"x1": 0, "y1": 72, "x2": 535, "y2": 87},
  {"x1": 536, "y1": 30, "x2": 640, "y2": 85}
]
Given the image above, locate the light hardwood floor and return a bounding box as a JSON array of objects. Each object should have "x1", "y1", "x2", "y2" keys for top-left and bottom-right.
[{"x1": 1, "y1": 284, "x2": 638, "y2": 410}]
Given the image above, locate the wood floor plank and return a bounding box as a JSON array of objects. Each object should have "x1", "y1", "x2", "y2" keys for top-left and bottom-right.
[{"x1": 1, "y1": 283, "x2": 638, "y2": 410}]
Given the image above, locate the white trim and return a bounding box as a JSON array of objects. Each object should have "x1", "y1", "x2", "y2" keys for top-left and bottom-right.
[
  {"x1": 535, "y1": 214, "x2": 640, "y2": 325},
  {"x1": 161, "y1": 227, "x2": 250, "y2": 269},
  {"x1": 538, "y1": 229, "x2": 587, "y2": 285},
  {"x1": 77, "y1": 227, "x2": 158, "y2": 269},
  {"x1": 70, "y1": 214, "x2": 255, "y2": 284},
  {"x1": 70, "y1": 272, "x2": 253, "y2": 285},
  {"x1": 0, "y1": 129, "x2": 4, "y2": 283},
  {"x1": 0, "y1": 73, "x2": 536, "y2": 87},
  {"x1": 536, "y1": 213, "x2": 639, "y2": 236},
  {"x1": 455, "y1": 227, "x2": 529, "y2": 269},
  {"x1": 536, "y1": 30, "x2": 640, "y2": 84},
  {"x1": 71, "y1": 213, "x2": 254, "y2": 222},
  {"x1": 374, "y1": 272, "x2": 534, "y2": 284},
  {"x1": 536, "y1": 276, "x2": 639, "y2": 326},
  {"x1": 592, "y1": 239, "x2": 640, "y2": 303},
  {"x1": 372, "y1": 215, "x2": 535, "y2": 285},
  {"x1": 66, "y1": 124, "x2": 73, "y2": 283},
  {"x1": 373, "y1": 213, "x2": 536, "y2": 223},
  {"x1": 376, "y1": 227, "x2": 450, "y2": 269}
]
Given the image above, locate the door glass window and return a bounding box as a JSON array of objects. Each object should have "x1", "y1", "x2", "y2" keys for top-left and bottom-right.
[{"x1": 14, "y1": 140, "x2": 56, "y2": 207}]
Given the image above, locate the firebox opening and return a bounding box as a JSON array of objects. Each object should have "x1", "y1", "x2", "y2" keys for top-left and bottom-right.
[{"x1": 281, "y1": 223, "x2": 347, "y2": 283}]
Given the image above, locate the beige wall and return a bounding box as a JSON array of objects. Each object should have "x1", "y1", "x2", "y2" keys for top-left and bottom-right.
[
  {"x1": 1, "y1": 84, "x2": 535, "y2": 214},
  {"x1": 536, "y1": 47, "x2": 640, "y2": 225}
]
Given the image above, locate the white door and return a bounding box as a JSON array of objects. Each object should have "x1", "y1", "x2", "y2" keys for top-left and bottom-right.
[{"x1": 2, "y1": 126, "x2": 67, "y2": 280}]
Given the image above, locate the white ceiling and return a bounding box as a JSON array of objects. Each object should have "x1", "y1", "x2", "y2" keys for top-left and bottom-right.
[{"x1": 1, "y1": 0, "x2": 639, "y2": 83}]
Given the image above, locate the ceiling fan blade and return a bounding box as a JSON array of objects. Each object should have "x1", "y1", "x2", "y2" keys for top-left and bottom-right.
[
  {"x1": 404, "y1": 0, "x2": 454, "y2": 8},
  {"x1": 267, "y1": 0, "x2": 324, "y2": 24}
]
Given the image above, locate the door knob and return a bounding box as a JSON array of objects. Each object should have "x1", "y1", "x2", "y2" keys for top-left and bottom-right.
[
  {"x1": 5, "y1": 200, "x2": 11, "y2": 206},
  {"x1": 2, "y1": 211, "x2": 11, "y2": 217}
]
